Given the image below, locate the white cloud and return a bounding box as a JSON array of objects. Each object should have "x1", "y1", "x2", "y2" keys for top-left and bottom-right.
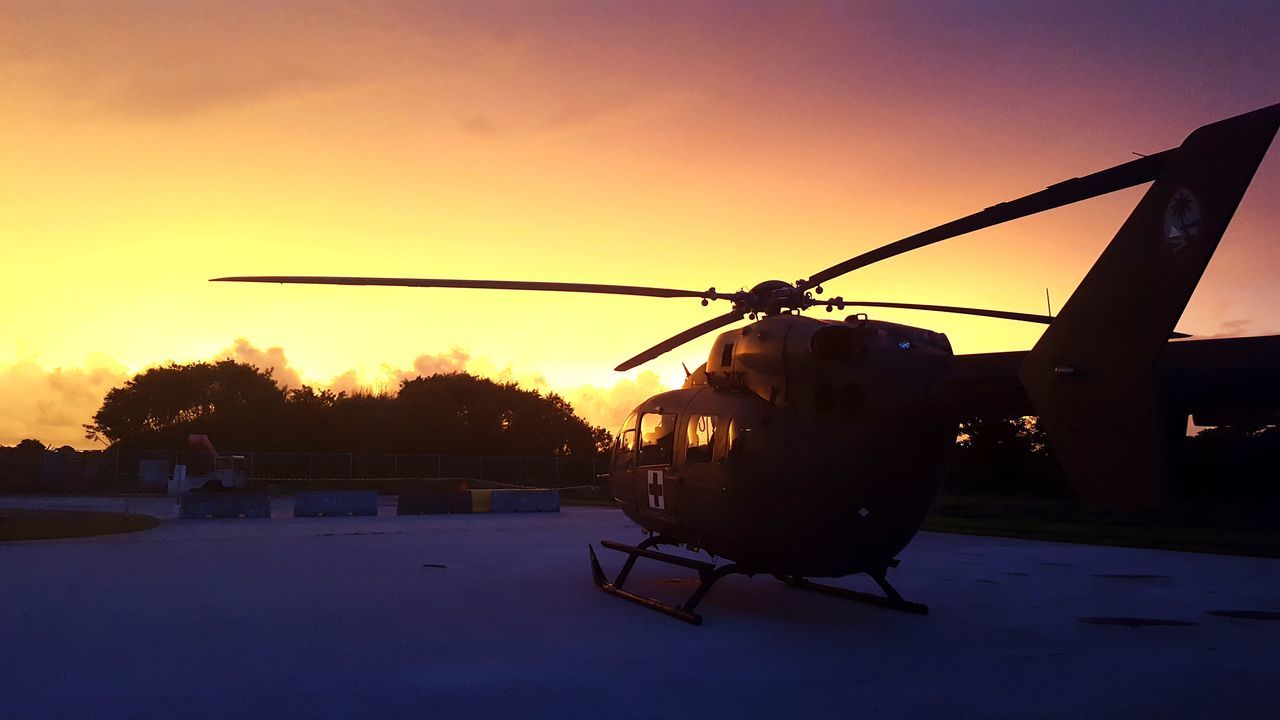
[
  {"x1": 0, "y1": 360, "x2": 128, "y2": 448},
  {"x1": 218, "y1": 338, "x2": 304, "y2": 389}
]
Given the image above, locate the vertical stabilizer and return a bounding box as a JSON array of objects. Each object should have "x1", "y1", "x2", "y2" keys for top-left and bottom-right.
[{"x1": 1020, "y1": 104, "x2": 1280, "y2": 506}]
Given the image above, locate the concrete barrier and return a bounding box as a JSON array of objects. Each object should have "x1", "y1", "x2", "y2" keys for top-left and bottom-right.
[
  {"x1": 179, "y1": 492, "x2": 271, "y2": 519},
  {"x1": 470, "y1": 489, "x2": 493, "y2": 513},
  {"x1": 489, "y1": 489, "x2": 560, "y2": 513},
  {"x1": 294, "y1": 491, "x2": 378, "y2": 517},
  {"x1": 397, "y1": 490, "x2": 472, "y2": 515}
]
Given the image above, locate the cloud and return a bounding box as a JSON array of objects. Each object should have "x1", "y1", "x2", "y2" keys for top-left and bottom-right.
[
  {"x1": 317, "y1": 345, "x2": 665, "y2": 430},
  {"x1": 327, "y1": 370, "x2": 363, "y2": 397},
  {"x1": 0, "y1": 359, "x2": 128, "y2": 448},
  {"x1": 557, "y1": 372, "x2": 667, "y2": 432},
  {"x1": 403, "y1": 347, "x2": 472, "y2": 380},
  {"x1": 218, "y1": 338, "x2": 304, "y2": 389},
  {"x1": 1200, "y1": 319, "x2": 1258, "y2": 339},
  {"x1": 0, "y1": 3, "x2": 356, "y2": 118}
]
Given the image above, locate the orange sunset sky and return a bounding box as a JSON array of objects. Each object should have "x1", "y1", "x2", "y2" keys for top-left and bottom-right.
[{"x1": 2, "y1": 1, "x2": 1278, "y2": 448}]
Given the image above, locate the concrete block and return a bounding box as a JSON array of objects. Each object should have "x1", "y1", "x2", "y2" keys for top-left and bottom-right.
[
  {"x1": 397, "y1": 490, "x2": 472, "y2": 515},
  {"x1": 294, "y1": 491, "x2": 378, "y2": 517},
  {"x1": 179, "y1": 492, "x2": 271, "y2": 519},
  {"x1": 470, "y1": 489, "x2": 493, "y2": 513},
  {"x1": 490, "y1": 489, "x2": 560, "y2": 513}
]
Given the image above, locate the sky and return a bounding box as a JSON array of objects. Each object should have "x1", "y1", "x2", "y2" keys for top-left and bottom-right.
[{"x1": 1, "y1": 1, "x2": 1277, "y2": 448}]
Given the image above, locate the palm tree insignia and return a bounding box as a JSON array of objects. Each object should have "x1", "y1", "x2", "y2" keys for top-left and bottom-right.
[{"x1": 1164, "y1": 189, "x2": 1201, "y2": 252}]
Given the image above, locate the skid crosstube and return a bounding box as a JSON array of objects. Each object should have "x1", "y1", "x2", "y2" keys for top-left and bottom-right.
[
  {"x1": 589, "y1": 539, "x2": 739, "y2": 624},
  {"x1": 589, "y1": 538, "x2": 928, "y2": 623},
  {"x1": 773, "y1": 573, "x2": 928, "y2": 614}
]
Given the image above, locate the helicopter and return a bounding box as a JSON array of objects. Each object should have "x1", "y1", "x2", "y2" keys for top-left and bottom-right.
[{"x1": 215, "y1": 102, "x2": 1280, "y2": 624}]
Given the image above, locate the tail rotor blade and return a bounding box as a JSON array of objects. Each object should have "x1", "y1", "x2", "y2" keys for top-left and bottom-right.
[{"x1": 615, "y1": 311, "x2": 745, "y2": 372}]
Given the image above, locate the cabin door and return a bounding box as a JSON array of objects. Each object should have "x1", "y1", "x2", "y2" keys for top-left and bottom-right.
[{"x1": 636, "y1": 411, "x2": 678, "y2": 518}]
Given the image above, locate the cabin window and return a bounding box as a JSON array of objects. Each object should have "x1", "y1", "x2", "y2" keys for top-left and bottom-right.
[
  {"x1": 614, "y1": 413, "x2": 637, "y2": 468},
  {"x1": 638, "y1": 412, "x2": 677, "y2": 466},
  {"x1": 685, "y1": 414, "x2": 720, "y2": 463}
]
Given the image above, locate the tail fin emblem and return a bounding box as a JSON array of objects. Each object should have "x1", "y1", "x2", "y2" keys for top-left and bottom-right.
[{"x1": 1164, "y1": 188, "x2": 1201, "y2": 252}]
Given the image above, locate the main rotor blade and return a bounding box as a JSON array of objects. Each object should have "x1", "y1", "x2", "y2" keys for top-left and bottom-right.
[
  {"x1": 833, "y1": 300, "x2": 1189, "y2": 338},
  {"x1": 615, "y1": 310, "x2": 745, "y2": 372},
  {"x1": 837, "y1": 300, "x2": 1055, "y2": 325},
  {"x1": 211, "y1": 275, "x2": 733, "y2": 301},
  {"x1": 803, "y1": 149, "x2": 1173, "y2": 288}
]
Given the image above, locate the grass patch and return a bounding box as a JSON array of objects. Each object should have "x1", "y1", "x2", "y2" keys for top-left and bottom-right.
[
  {"x1": 0, "y1": 509, "x2": 160, "y2": 541},
  {"x1": 924, "y1": 496, "x2": 1280, "y2": 558}
]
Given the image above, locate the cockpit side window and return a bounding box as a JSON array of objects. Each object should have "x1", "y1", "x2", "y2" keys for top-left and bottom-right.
[
  {"x1": 685, "y1": 414, "x2": 720, "y2": 464},
  {"x1": 614, "y1": 413, "x2": 638, "y2": 469},
  {"x1": 638, "y1": 412, "x2": 677, "y2": 467},
  {"x1": 726, "y1": 418, "x2": 749, "y2": 459}
]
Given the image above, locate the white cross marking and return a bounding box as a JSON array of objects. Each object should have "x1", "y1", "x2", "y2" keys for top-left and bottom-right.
[{"x1": 647, "y1": 470, "x2": 665, "y2": 511}]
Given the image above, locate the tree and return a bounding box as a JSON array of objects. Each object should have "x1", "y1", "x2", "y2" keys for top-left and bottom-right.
[
  {"x1": 949, "y1": 416, "x2": 1066, "y2": 497},
  {"x1": 0, "y1": 439, "x2": 48, "y2": 489},
  {"x1": 83, "y1": 362, "x2": 610, "y2": 457},
  {"x1": 14, "y1": 439, "x2": 47, "y2": 453},
  {"x1": 84, "y1": 360, "x2": 286, "y2": 449},
  {"x1": 393, "y1": 373, "x2": 604, "y2": 456}
]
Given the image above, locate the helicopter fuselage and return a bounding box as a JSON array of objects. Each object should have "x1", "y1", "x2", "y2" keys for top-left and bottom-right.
[{"x1": 609, "y1": 313, "x2": 957, "y2": 577}]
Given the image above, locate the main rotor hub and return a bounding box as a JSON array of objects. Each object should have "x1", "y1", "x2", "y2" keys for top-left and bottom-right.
[{"x1": 740, "y1": 280, "x2": 809, "y2": 315}]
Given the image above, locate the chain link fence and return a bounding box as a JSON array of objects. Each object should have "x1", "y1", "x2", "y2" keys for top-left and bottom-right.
[{"x1": 0, "y1": 449, "x2": 611, "y2": 494}]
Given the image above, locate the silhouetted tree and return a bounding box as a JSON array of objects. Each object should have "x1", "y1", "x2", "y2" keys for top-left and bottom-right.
[
  {"x1": 1177, "y1": 424, "x2": 1280, "y2": 504},
  {"x1": 948, "y1": 416, "x2": 1067, "y2": 497},
  {"x1": 83, "y1": 362, "x2": 609, "y2": 456},
  {"x1": 0, "y1": 439, "x2": 49, "y2": 489},
  {"x1": 84, "y1": 360, "x2": 286, "y2": 449},
  {"x1": 393, "y1": 374, "x2": 603, "y2": 456}
]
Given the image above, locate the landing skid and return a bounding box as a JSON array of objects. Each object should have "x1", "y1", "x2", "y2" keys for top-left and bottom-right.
[
  {"x1": 773, "y1": 571, "x2": 928, "y2": 615},
  {"x1": 589, "y1": 538, "x2": 928, "y2": 623},
  {"x1": 589, "y1": 538, "x2": 739, "y2": 625}
]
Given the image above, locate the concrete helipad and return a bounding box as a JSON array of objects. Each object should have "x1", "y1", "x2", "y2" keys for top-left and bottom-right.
[{"x1": 2, "y1": 497, "x2": 1278, "y2": 719}]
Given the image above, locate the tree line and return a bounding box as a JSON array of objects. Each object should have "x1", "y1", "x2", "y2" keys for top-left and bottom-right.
[
  {"x1": 81, "y1": 360, "x2": 611, "y2": 456},
  {"x1": 1, "y1": 358, "x2": 1275, "y2": 504},
  {"x1": 948, "y1": 416, "x2": 1280, "y2": 505}
]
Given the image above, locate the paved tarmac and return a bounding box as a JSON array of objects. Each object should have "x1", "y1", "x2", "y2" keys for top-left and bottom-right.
[{"x1": 1, "y1": 496, "x2": 1278, "y2": 719}]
